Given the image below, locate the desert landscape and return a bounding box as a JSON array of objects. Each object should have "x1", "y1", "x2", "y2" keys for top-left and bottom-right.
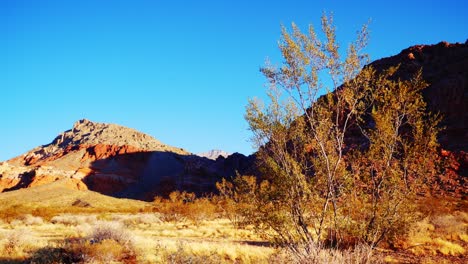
[{"x1": 2, "y1": 1, "x2": 467, "y2": 263}]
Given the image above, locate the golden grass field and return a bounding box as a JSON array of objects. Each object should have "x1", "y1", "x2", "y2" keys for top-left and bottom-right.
[
  {"x1": 0, "y1": 182, "x2": 466, "y2": 263},
  {"x1": 0, "y1": 214, "x2": 275, "y2": 263}
]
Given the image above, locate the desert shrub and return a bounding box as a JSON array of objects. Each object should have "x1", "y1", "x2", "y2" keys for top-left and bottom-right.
[
  {"x1": 9, "y1": 219, "x2": 24, "y2": 227},
  {"x1": 131, "y1": 213, "x2": 162, "y2": 225},
  {"x1": 88, "y1": 221, "x2": 134, "y2": 247},
  {"x1": 50, "y1": 214, "x2": 97, "y2": 226},
  {"x1": 30, "y1": 237, "x2": 138, "y2": 264},
  {"x1": 0, "y1": 204, "x2": 61, "y2": 222},
  {"x1": 1, "y1": 213, "x2": 43, "y2": 226},
  {"x1": 216, "y1": 176, "x2": 260, "y2": 228},
  {"x1": 431, "y1": 213, "x2": 467, "y2": 241},
  {"x1": 81, "y1": 221, "x2": 137, "y2": 263},
  {"x1": 30, "y1": 221, "x2": 138, "y2": 263},
  {"x1": 113, "y1": 213, "x2": 162, "y2": 227},
  {"x1": 0, "y1": 228, "x2": 35, "y2": 258},
  {"x1": 229, "y1": 13, "x2": 440, "y2": 259},
  {"x1": 269, "y1": 243, "x2": 379, "y2": 264},
  {"x1": 73, "y1": 223, "x2": 93, "y2": 238},
  {"x1": 18, "y1": 214, "x2": 44, "y2": 226},
  {"x1": 433, "y1": 238, "x2": 465, "y2": 256},
  {"x1": 153, "y1": 191, "x2": 219, "y2": 224},
  {"x1": 81, "y1": 238, "x2": 138, "y2": 263},
  {"x1": 0, "y1": 205, "x2": 31, "y2": 222},
  {"x1": 185, "y1": 197, "x2": 219, "y2": 224},
  {"x1": 159, "y1": 242, "x2": 223, "y2": 264},
  {"x1": 154, "y1": 192, "x2": 190, "y2": 222}
]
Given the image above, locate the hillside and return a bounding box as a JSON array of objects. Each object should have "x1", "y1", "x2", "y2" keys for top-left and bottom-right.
[{"x1": 0, "y1": 179, "x2": 148, "y2": 213}]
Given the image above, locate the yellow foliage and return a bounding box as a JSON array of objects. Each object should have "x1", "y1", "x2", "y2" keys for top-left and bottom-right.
[
  {"x1": 459, "y1": 233, "x2": 468, "y2": 242},
  {"x1": 433, "y1": 238, "x2": 465, "y2": 256},
  {"x1": 406, "y1": 213, "x2": 467, "y2": 257}
]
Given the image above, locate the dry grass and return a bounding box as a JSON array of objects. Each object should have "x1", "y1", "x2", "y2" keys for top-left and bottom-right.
[
  {"x1": 0, "y1": 184, "x2": 466, "y2": 263},
  {"x1": 0, "y1": 213, "x2": 273, "y2": 263},
  {"x1": 269, "y1": 243, "x2": 379, "y2": 264},
  {"x1": 152, "y1": 239, "x2": 273, "y2": 264},
  {"x1": 51, "y1": 214, "x2": 98, "y2": 226},
  {"x1": 0, "y1": 181, "x2": 150, "y2": 222},
  {"x1": 405, "y1": 211, "x2": 467, "y2": 257},
  {"x1": 0, "y1": 228, "x2": 46, "y2": 260},
  {"x1": 0, "y1": 209, "x2": 465, "y2": 263}
]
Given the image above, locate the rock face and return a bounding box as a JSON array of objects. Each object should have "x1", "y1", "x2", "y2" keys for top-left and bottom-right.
[
  {"x1": 197, "y1": 149, "x2": 231, "y2": 160},
  {"x1": 1, "y1": 119, "x2": 254, "y2": 200}
]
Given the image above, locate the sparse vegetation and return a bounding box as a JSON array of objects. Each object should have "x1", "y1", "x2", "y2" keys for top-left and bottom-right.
[
  {"x1": 153, "y1": 191, "x2": 220, "y2": 224},
  {"x1": 0, "y1": 199, "x2": 465, "y2": 263},
  {"x1": 0, "y1": 211, "x2": 273, "y2": 263},
  {"x1": 0, "y1": 228, "x2": 36, "y2": 258}
]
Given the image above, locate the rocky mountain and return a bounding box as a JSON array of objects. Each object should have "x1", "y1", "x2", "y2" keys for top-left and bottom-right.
[
  {"x1": 9, "y1": 119, "x2": 188, "y2": 167},
  {"x1": 197, "y1": 149, "x2": 231, "y2": 160},
  {"x1": 1, "y1": 119, "x2": 255, "y2": 200}
]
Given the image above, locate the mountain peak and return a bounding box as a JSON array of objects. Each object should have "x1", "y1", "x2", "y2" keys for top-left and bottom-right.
[
  {"x1": 72, "y1": 118, "x2": 93, "y2": 129},
  {"x1": 9, "y1": 119, "x2": 188, "y2": 166},
  {"x1": 53, "y1": 119, "x2": 166, "y2": 151},
  {"x1": 197, "y1": 149, "x2": 231, "y2": 160}
]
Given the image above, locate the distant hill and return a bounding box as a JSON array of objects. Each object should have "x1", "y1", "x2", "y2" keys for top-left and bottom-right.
[{"x1": 197, "y1": 150, "x2": 231, "y2": 160}]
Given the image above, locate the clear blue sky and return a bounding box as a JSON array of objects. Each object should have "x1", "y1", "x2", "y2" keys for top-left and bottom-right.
[{"x1": 1, "y1": 0, "x2": 467, "y2": 161}]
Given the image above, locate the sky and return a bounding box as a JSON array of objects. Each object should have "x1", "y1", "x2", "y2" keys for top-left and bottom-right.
[{"x1": 1, "y1": 0, "x2": 467, "y2": 161}]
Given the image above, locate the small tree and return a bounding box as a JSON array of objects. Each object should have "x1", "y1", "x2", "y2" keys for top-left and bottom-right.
[{"x1": 223, "y1": 13, "x2": 439, "y2": 259}]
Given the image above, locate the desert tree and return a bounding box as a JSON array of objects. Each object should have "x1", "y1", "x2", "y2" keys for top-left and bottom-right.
[{"x1": 219, "y1": 13, "x2": 439, "y2": 259}]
